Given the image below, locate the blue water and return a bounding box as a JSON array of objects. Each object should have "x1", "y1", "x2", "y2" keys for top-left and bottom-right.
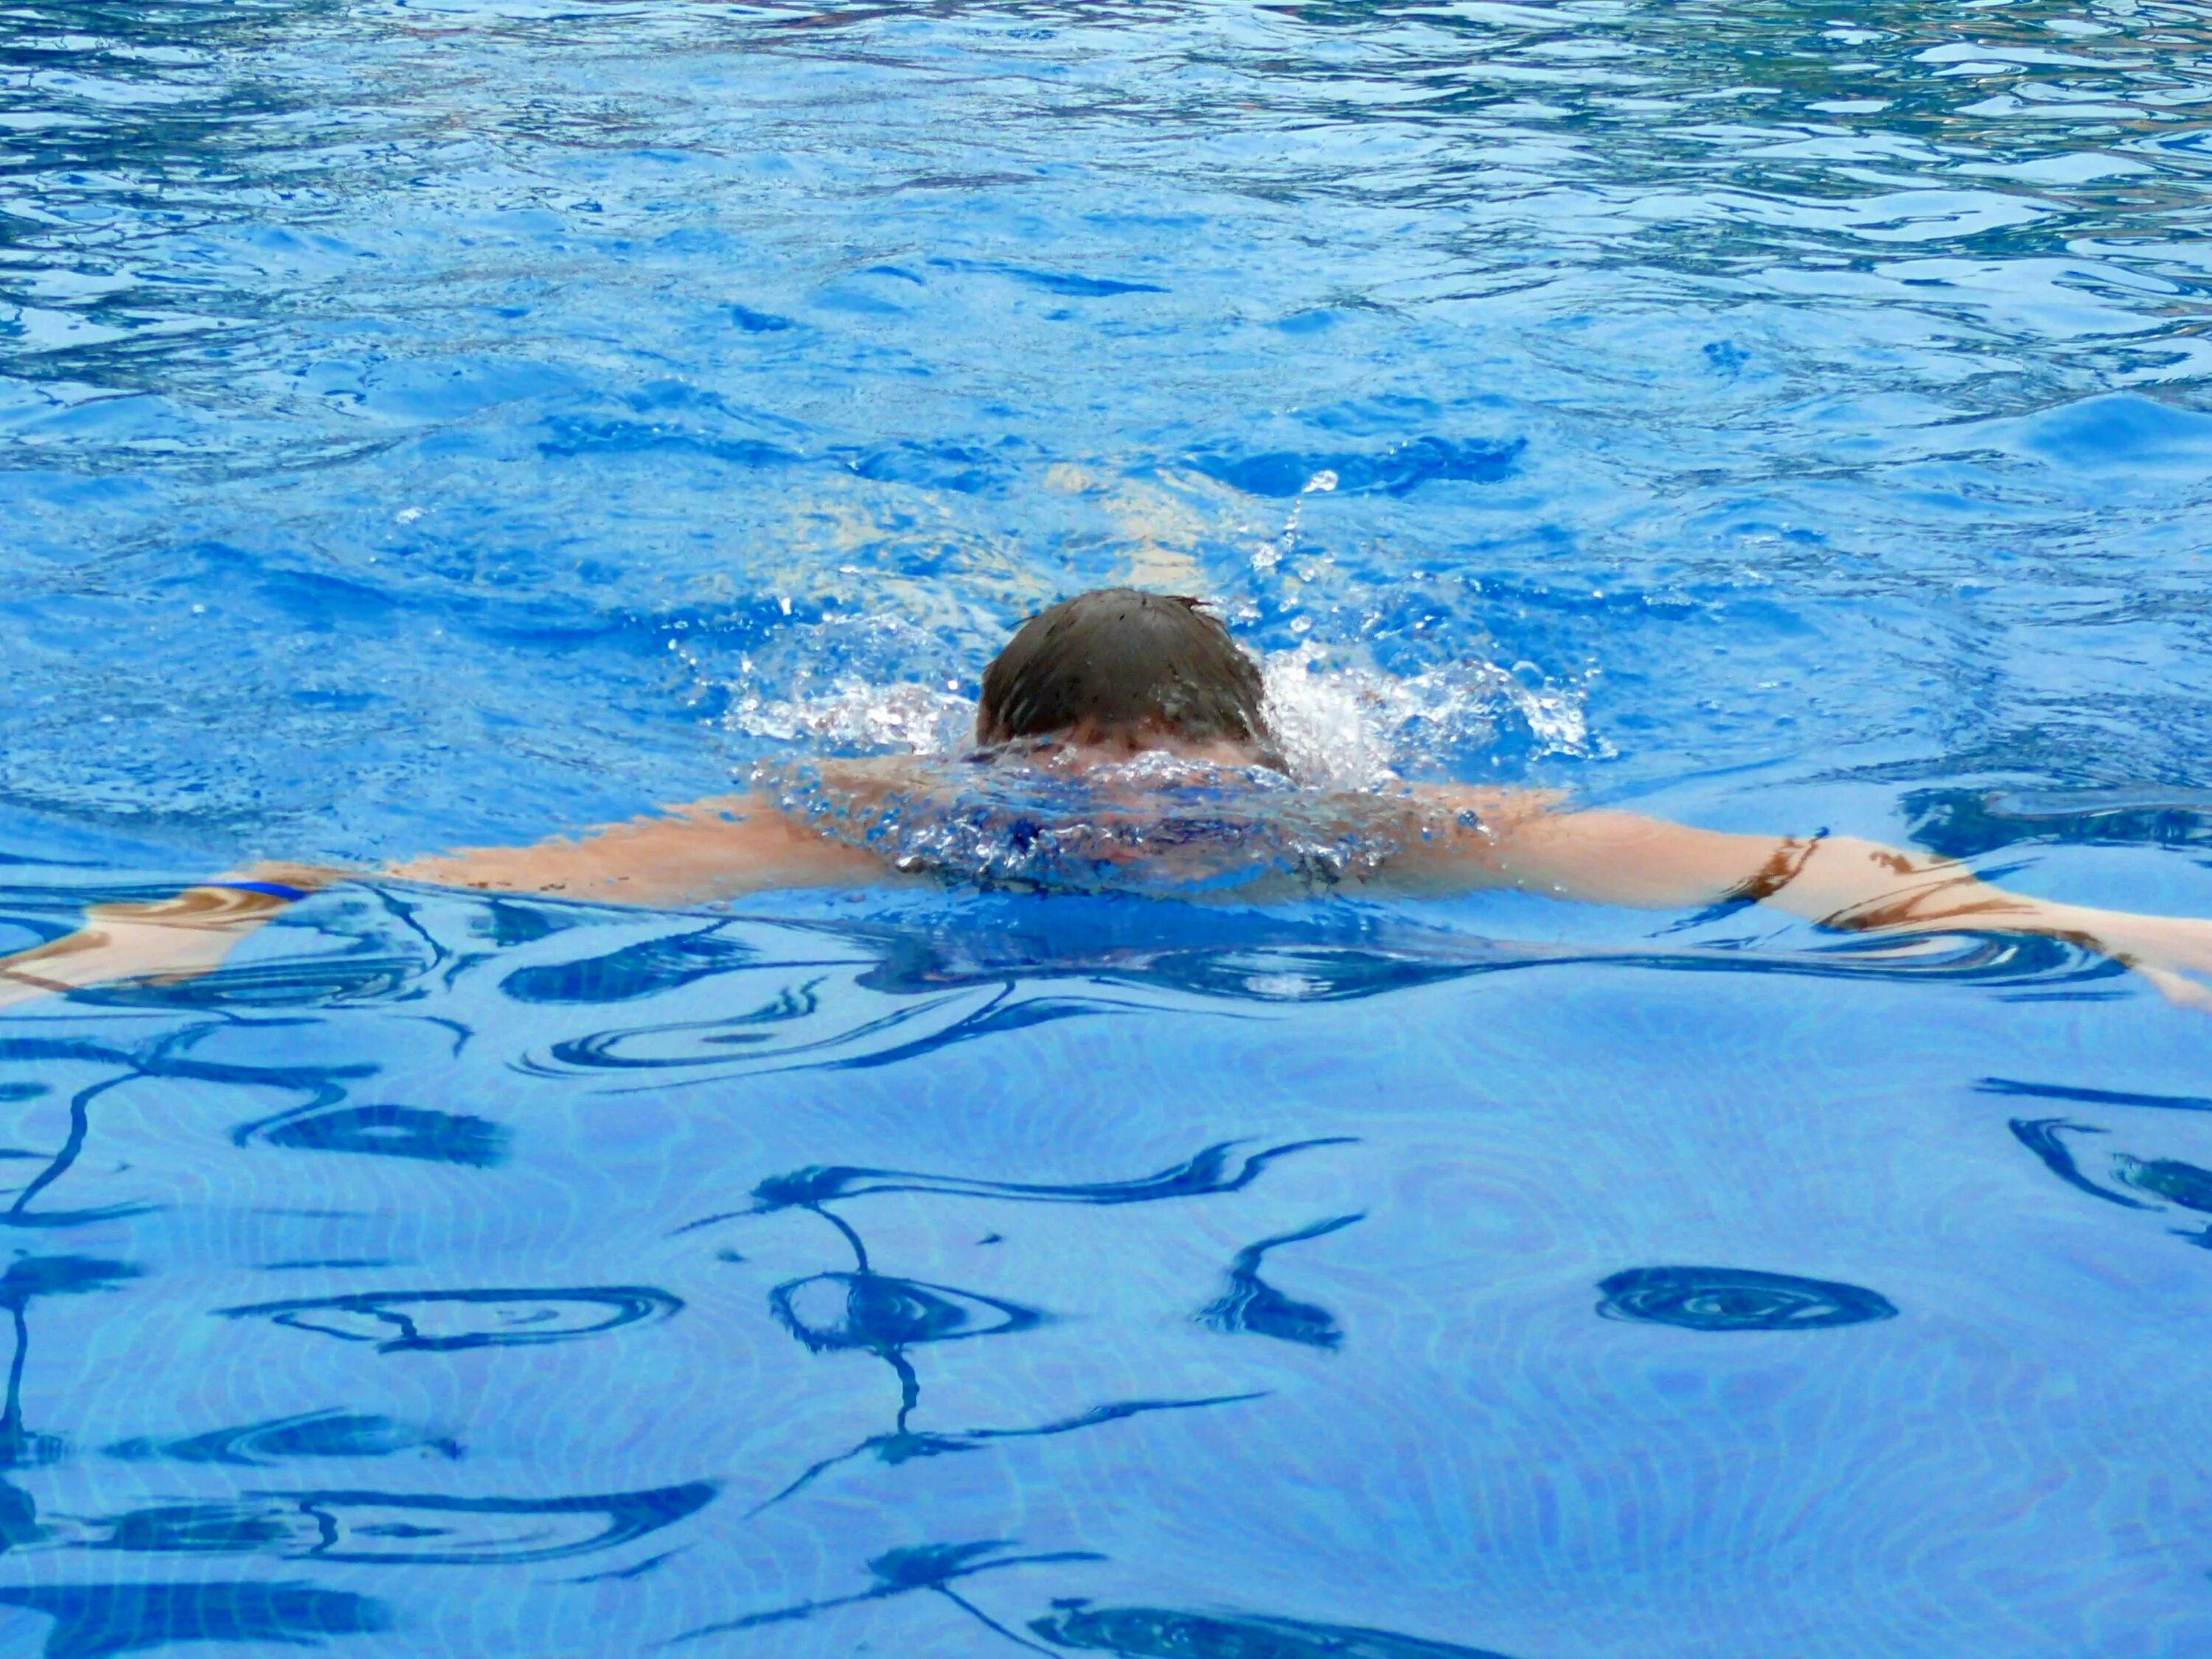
[{"x1": 4, "y1": 1, "x2": 2212, "y2": 1654}]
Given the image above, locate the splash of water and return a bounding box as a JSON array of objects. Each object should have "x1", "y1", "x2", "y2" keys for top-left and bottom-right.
[
  {"x1": 720, "y1": 630, "x2": 1600, "y2": 792},
  {"x1": 712, "y1": 611, "x2": 981, "y2": 757},
  {"x1": 1259, "y1": 642, "x2": 1603, "y2": 791},
  {"x1": 728, "y1": 678, "x2": 975, "y2": 757}
]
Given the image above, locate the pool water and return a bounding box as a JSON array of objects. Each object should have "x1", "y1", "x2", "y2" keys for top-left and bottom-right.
[{"x1": 4, "y1": 1, "x2": 2212, "y2": 1655}]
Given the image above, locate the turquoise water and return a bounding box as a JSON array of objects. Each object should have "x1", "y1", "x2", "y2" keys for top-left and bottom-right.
[{"x1": 4, "y1": 1, "x2": 2212, "y2": 1654}]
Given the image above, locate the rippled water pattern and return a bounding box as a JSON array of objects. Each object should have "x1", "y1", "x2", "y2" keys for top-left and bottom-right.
[{"x1": 5, "y1": 1, "x2": 2212, "y2": 1655}]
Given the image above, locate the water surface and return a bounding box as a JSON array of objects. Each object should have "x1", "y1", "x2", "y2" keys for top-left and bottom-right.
[{"x1": 3, "y1": 1, "x2": 2212, "y2": 1655}]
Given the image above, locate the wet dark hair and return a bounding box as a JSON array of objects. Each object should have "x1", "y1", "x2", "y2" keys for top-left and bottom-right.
[{"x1": 976, "y1": 588, "x2": 1279, "y2": 763}]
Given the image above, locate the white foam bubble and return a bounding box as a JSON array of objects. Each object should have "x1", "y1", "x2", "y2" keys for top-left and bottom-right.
[
  {"x1": 727, "y1": 679, "x2": 974, "y2": 756},
  {"x1": 1259, "y1": 643, "x2": 1601, "y2": 790},
  {"x1": 717, "y1": 623, "x2": 1603, "y2": 785}
]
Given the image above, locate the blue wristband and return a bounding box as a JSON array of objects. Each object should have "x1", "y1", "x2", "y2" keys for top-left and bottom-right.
[{"x1": 204, "y1": 880, "x2": 313, "y2": 903}]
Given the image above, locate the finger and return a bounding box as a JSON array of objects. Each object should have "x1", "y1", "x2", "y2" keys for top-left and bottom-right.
[{"x1": 2130, "y1": 962, "x2": 2212, "y2": 1013}]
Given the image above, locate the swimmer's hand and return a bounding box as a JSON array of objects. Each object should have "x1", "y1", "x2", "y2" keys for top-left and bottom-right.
[
  {"x1": 0, "y1": 864, "x2": 340, "y2": 1010},
  {"x1": 2045, "y1": 911, "x2": 2212, "y2": 1013}
]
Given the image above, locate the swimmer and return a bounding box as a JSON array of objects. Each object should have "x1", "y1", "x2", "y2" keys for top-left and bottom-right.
[{"x1": 6, "y1": 587, "x2": 2212, "y2": 1010}]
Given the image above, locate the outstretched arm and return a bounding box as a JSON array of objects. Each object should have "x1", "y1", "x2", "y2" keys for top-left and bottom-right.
[
  {"x1": 384, "y1": 793, "x2": 888, "y2": 905},
  {"x1": 1441, "y1": 795, "x2": 2212, "y2": 1010},
  {"x1": 0, "y1": 794, "x2": 888, "y2": 1009}
]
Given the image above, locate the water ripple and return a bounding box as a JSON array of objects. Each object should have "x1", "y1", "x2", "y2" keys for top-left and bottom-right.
[
  {"x1": 88, "y1": 1481, "x2": 716, "y2": 1566},
  {"x1": 770, "y1": 1271, "x2": 1046, "y2": 1354},
  {"x1": 1, "y1": 4, "x2": 2210, "y2": 1655},
  {"x1": 1197, "y1": 1214, "x2": 1365, "y2": 1350},
  {"x1": 105, "y1": 1411, "x2": 462, "y2": 1468},
  {"x1": 0, "y1": 1582, "x2": 389, "y2": 1659},
  {"x1": 1029, "y1": 1604, "x2": 1520, "y2": 1659},
  {"x1": 3, "y1": 0, "x2": 2208, "y2": 842},
  {"x1": 217, "y1": 1285, "x2": 681, "y2": 1352},
  {"x1": 1596, "y1": 1265, "x2": 1900, "y2": 1332}
]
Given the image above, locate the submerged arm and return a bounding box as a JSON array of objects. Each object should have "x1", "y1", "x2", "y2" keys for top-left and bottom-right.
[
  {"x1": 1444, "y1": 798, "x2": 2212, "y2": 1009},
  {"x1": 0, "y1": 794, "x2": 886, "y2": 1010},
  {"x1": 0, "y1": 864, "x2": 343, "y2": 1012}
]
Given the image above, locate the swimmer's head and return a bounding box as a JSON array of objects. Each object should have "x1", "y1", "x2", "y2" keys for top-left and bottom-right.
[{"x1": 977, "y1": 588, "x2": 1284, "y2": 769}]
